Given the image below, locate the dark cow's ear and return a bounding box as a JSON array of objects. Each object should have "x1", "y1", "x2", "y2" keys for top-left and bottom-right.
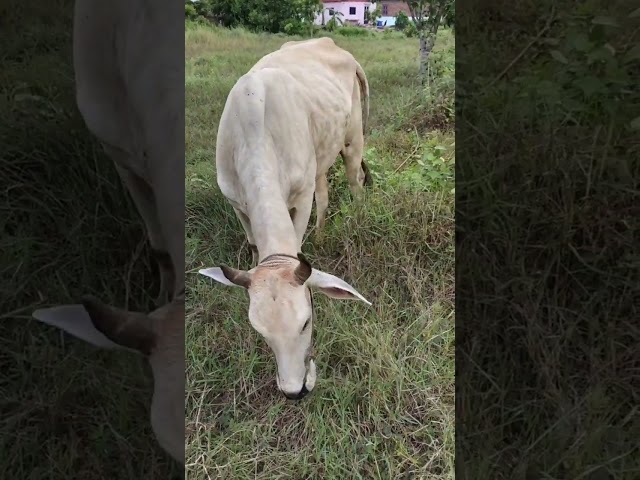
[
  {"x1": 81, "y1": 295, "x2": 157, "y2": 356},
  {"x1": 294, "y1": 253, "x2": 313, "y2": 284},
  {"x1": 220, "y1": 265, "x2": 252, "y2": 289},
  {"x1": 199, "y1": 266, "x2": 252, "y2": 289}
]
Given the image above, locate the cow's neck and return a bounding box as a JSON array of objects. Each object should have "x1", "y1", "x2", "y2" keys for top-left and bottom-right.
[{"x1": 246, "y1": 185, "x2": 299, "y2": 261}]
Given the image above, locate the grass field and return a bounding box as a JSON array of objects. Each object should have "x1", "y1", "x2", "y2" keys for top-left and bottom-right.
[
  {"x1": 1, "y1": 1, "x2": 179, "y2": 477},
  {"x1": 185, "y1": 24, "x2": 455, "y2": 479}
]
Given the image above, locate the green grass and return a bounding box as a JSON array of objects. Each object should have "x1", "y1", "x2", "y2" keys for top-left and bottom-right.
[
  {"x1": 185, "y1": 24, "x2": 455, "y2": 479},
  {"x1": 0, "y1": 1, "x2": 180, "y2": 477}
]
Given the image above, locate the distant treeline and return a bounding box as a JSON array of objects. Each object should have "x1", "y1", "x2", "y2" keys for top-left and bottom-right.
[{"x1": 185, "y1": 0, "x2": 322, "y2": 35}]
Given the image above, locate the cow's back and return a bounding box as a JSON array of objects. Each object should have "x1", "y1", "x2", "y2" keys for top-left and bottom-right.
[
  {"x1": 250, "y1": 38, "x2": 358, "y2": 164},
  {"x1": 250, "y1": 38, "x2": 357, "y2": 101}
]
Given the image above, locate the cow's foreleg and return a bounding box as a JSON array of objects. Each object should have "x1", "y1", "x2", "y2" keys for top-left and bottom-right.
[
  {"x1": 314, "y1": 174, "x2": 330, "y2": 238},
  {"x1": 111, "y1": 154, "x2": 174, "y2": 308},
  {"x1": 292, "y1": 193, "x2": 314, "y2": 250}
]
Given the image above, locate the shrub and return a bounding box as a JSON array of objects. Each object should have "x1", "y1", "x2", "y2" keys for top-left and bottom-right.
[
  {"x1": 404, "y1": 22, "x2": 417, "y2": 38},
  {"x1": 395, "y1": 11, "x2": 409, "y2": 31},
  {"x1": 283, "y1": 19, "x2": 305, "y2": 35},
  {"x1": 185, "y1": 4, "x2": 197, "y2": 19}
]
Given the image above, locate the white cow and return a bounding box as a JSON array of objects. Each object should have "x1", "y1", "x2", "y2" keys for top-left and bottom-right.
[
  {"x1": 30, "y1": 0, "x2": 184, "y2": 464},
  {"x1": 200, "y1": 38, "x2": 372, "y2": 400}
]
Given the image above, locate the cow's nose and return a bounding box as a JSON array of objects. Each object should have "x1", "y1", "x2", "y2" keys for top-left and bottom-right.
[{"x1": 283, "y1": 384, "x2": 309, "y2": 400}]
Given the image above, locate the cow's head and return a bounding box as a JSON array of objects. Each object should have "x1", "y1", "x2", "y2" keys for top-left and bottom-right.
[
  {"x1": 31, "y1": 296, "x2": 185, "y2": 464},
  {"x1": 199, "y1": 253, "x2": 370, "y2": 400}
]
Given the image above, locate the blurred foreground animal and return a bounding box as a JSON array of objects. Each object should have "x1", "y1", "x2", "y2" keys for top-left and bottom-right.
[
  {"x1": 199, "y1": 38, "x2": 372, "y2": 401},
  {"x1": 31, "y1": 0, "x2": 184, "y2": 464}
]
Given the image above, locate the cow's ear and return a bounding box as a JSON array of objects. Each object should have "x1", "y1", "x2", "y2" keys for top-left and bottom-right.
[
  {"x1": 199, "y1": 265, "x2": 252, "y2": 289},
  {"x1": 31, "y1": 303, "x2": 136, "y2": 353},
  {"x1": 306, "y1": 270, "x2": 371, "y2": 305},
  {"x1": 32, "y1": 296, "x2": 157, "y2": 356},
  {"x1": 80, "y1": 296, "x2": 156, "y2": 356}
]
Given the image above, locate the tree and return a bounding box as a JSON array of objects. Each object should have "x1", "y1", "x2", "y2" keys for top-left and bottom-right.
[
  {"x1": 365, "y1": 5, "x2": 382, "y2": 25},
  {"x1": 406, "y1": 0, "x2": 455, "y2": 82},
  {"x1": 325, "y1": 10, "x2": 344, "y2": 32}
]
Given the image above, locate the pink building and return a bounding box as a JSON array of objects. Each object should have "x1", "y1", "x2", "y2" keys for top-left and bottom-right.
[{"x1": 315, "y1": 1, "x2": 377, "y2": 26}]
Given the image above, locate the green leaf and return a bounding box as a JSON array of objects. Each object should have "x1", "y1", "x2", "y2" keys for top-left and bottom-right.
[
  {"x1": 630, "y1": 117, "x2": 640, "y2": 130},
  {"x1": 562, "y1": 97, "x2": 586, "y2": 112},
  {"x1": 540, "y1": 37, "x2": 560, "y2": 46},
  {"x1": 573, "y1": 76, "x2": 605, "y2": 96},
  {"x1": 623, "y1": 44, "x2": 640, "y2": 63},
  {"x1": 591, "y1": 16, "x2": 620, "y2": 27},
  {"x1": 628, "y1": 7, "x2": 640, "y2": 18},
  {"x1": 566, "y1": 32, "x2": 592, "y2": 52},
  {"x1": 550, "y1": 50, "x2": 569, "y2": 64},
  {"x1": 587, "y1": 46, "x2": 614, "y2": 64}
]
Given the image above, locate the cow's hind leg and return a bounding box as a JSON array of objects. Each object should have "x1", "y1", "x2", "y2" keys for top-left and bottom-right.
[
  {"x1": 110, "y1": 153, "x2": 174, "y2": 308},
  {"x1": 233, "y1": 207, "x2": 258, "y2": 267},
  {"x1": 341, "y1": 130, "x2": 370, "y2": 198}
]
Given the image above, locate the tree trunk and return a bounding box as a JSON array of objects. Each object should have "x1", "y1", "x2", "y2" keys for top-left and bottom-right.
[{"x1": 418, "y1": 31, "x2": 435, "y2": 83}]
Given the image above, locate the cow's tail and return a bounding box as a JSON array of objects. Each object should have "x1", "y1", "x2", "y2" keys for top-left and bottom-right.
[
  {"x1": 355, "y1": 61, "x2": 372, "y2": 187},
  {"x1": 355, "y1": 60, "x2": 369, "y2": 135}
]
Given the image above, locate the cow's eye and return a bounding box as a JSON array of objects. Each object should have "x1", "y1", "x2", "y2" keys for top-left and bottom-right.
[{"x1": 301, "y1": 317, "x2": 311, "y2": 333}]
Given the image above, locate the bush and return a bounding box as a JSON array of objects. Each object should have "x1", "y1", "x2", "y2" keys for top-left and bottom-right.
[
  {"x1": 395, "y1": 11, "x2": 409, "y2": 31},
  {"x1": 185, "y1": 3, "x2": 198, "y2": 19},
  {"x1": 404, "y1": 22, "x2": 417, "y2": 38},
  {"x1": 283, "y1": 19, "x2": 305, "y2": 35}
]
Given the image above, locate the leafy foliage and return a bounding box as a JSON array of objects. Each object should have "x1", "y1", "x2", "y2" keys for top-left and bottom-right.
[
  {"x1": 404, "y1": 22, "x2": 418, "y2": 38},
  {"x1": 186, "y1": 0, "x2": 322, "y2": 34},
  {"x1": 185, "y1": 2, "x2": 198, "y2": 19},
  {"x1": 365, "y1": 5, "x2": 382, "y2": 25},
  {"x1": 406, "y1": 0, "x2": 455, "y2": 36},
  {"x1": 535, "y1": 13, "x2": 639, "y2": 128},
  {"x1": 395, "y1": 11, "x2": 410, "y2": 31},
  {"x1": 325, "y1": 10, "x2": 344, "y2": 32}
]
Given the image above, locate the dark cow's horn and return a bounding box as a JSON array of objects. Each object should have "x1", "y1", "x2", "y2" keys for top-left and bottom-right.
[{"x1": 294, "y1": 253, "x2": 312, "y2": 284}]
